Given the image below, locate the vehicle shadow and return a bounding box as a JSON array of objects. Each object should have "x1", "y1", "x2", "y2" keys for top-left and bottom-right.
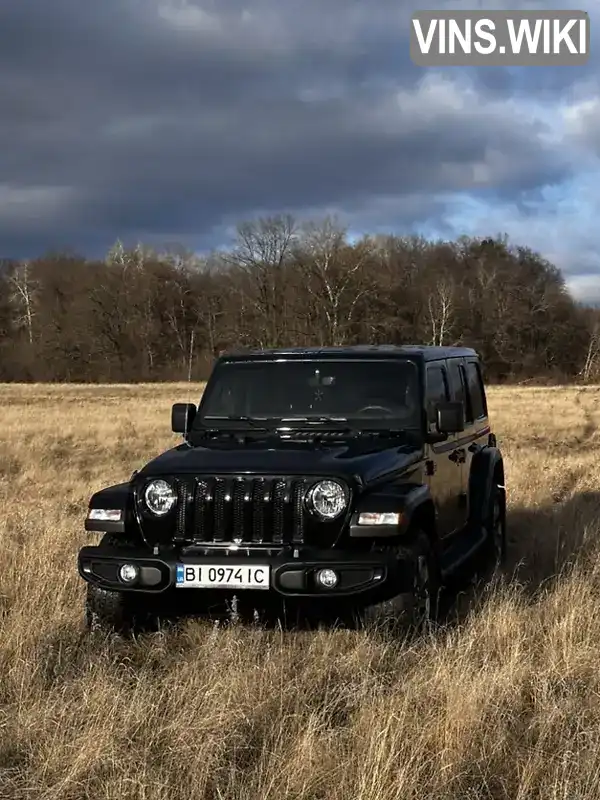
[
  {"x1": 438, "y1": 489, "x2": 600, "y2": 630},
  {"x1": 240, "y1": 489, "x2": 600, "y2": 636}
]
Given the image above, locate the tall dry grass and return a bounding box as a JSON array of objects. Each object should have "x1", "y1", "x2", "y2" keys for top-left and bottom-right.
[{"x1": 2, "y1": 383, "x2": 600, "y2": 799}]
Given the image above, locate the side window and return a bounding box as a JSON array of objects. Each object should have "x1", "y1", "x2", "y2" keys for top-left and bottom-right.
[
  {"x1": 447, "y1": 358, "x2": 470, "y2": 424},
  {"x1": 460, "y1": 364, "x2": 474, "y2": 424},
  {"x1": 447, "y1": 358, "x2": 466, "y2": 405},
  {"x1": 465, "y1": 360, "x2": 487, "y2": 419},
  {"x1": 425, "y1": 363, "x2": 449, "y2": 425}
]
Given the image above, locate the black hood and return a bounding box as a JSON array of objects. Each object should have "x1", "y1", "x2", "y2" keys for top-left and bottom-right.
[{"x1": 138, "y1": 436, "x2": 423, "y2": 487}]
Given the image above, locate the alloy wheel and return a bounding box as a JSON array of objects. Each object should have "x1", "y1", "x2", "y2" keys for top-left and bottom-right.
[
  {"x1": 412, "y1": 553, "x2": 431, "y2": 626},
  {"x1": 490, "y1": 491, "x2": 505, "y2": 570}
]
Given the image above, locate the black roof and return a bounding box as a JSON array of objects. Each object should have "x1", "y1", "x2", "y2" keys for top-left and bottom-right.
[{"x1": 219, "y1": 345, "x2": 478, "y2": 363}]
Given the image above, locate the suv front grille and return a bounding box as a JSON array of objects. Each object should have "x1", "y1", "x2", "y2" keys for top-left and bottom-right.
[{"x1": 173, "y1": 475, "x2": 309, "y2": 545}]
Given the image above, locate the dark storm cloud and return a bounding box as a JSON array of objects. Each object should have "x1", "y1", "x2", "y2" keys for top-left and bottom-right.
[{"x1": 0, "y1": 0, "x2": 598, "y2": 276}]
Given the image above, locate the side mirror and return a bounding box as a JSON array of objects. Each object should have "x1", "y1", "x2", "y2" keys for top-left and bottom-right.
[
  {"x1": 436, "y1": 401, "x2": 465, "y2": 434},
  {"x1": 171, "y1": 402, "x2": 196, "y2": 434}
]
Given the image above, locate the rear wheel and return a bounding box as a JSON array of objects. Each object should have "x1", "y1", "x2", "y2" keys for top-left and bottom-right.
[{"x1": 481, "y1": 482, "x2": 506, "y2": 578}]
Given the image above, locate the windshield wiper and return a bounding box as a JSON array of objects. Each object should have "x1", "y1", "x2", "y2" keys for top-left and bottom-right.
[
  {"x1": 201, "y1": 415, "x2": 273, "y2": 431},
  {"x1": 278, "y1": 416, "x2": 356, "y2": 430},
  {"x1": 201, "y1": 414, "x2": 360, "y2": 435}
]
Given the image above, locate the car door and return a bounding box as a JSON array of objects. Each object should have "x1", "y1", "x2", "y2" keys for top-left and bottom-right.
[
  {"x1": 446, "y1": 357, "x2": 469, "y2": 512},
  {"x1": 461, "y1": 357, "x2": 492, "y2": 501},
  {"x1": 446, "y1": 356, "x2": 491, "y2": 522},
  {"x1": 424, "y1": 360, "x2": 466, "y2": 537}
]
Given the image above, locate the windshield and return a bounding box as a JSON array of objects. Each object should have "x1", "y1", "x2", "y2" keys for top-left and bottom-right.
[{"x1": 196, "y1": 358, "x2": 422, "y2": 430}]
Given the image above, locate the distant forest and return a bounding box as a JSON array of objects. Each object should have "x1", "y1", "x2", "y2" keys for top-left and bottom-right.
[{"x1": 1, "y1": 214, "x2": 599, "y2": 383}]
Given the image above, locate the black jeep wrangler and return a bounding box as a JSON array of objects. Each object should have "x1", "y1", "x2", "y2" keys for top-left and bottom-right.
[{"x1": 78, "y1": 345, "x2": 506, "y2": 632}]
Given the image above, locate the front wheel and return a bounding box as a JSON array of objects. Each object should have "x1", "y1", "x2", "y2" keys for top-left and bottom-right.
[
  {"x1": 360, "y1": 531, "x2": 440, "y2": 634},
  {"x1": 399, "y1": 531, "x2": 441, "y2": 631},
  {"x1": 85, "y1": 583, "x2": 156, "y2": 635},
  {"x1": 83, "y1": 532, "x2": 160, "y2": 634}
]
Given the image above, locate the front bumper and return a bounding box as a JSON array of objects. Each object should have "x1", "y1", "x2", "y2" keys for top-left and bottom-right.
[{"x1": 77, "y1": 543, "x2": 413, "y2": 603}]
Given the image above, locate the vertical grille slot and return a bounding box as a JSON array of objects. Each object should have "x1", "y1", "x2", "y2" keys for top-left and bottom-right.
[
  {"x1": 272, "y1": 480, "x2": 286, "y2": 544},
  {"x1": 174, "y1": 479, "x2": 192, "y2": 542},
  {"x1": 213, "y1": 478, "x2": 226, "y2": 542},
  {"x1": 292, "y1": 480, "x2": 306, "y2": 544},
  {"x1": 193, "y1": 480, "x2": 209, "y2": 542},
  {"x1": 252, "y1": 478, "x2": 265, "y2": 543},
  {"x1": 232, "y1": 478, "x2": 246, "y2": 542}
]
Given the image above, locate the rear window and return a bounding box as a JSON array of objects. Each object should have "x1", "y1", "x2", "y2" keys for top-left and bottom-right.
[
  {"x1": 465, "y1": 361, "x2": 487, "y2": 419},
  {"x1": 425, "y1": 363, "x2": 449, "y2": 425}
]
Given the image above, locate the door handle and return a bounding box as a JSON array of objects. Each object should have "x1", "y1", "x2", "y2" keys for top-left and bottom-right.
[{"x1": 449, "y1": 448, "x2": 466, "y2": 464}]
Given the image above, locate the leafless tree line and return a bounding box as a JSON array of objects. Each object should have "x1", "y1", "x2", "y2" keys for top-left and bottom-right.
[{"x1": 0, "y1": 214, "x2": 598, "y2": 383}]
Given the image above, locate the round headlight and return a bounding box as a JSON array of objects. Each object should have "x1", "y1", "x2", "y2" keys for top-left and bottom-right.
[
  {"x1": 144, "y1": 479, "x2": 177, "y2": 516},
  {"x1": 308, "y1": 480, "x2": 347, "y2": 520}
]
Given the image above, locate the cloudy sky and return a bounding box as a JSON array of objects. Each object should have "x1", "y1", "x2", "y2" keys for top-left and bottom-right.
[{"x1": 2, "y1": 0, "x2": 599, "y2": 300}]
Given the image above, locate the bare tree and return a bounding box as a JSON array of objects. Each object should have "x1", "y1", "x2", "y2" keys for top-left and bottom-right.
[
  {"x1": 227, "y1": 214, "x2": 298, "y2": 348},
  {"x1": 580, "y1": 310, "x2": 600, "y2": 383},
  {"x1": 427, "y1": 278, "x2": 455, "y2": 346},
  {"x1": 294, "y1": 217, "x2": 372, "y2": 346},
  {"x1": 7, "y1": 261, "x2": 36, "y2": 344}
]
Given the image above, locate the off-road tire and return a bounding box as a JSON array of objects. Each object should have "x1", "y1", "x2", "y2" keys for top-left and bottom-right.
[
  {"x1": 481, "y1": 481, "x2": 507, "y2": 580},
  {"x1": 85, "y1": 583, "x2": 147, "y2": 634},
  {"x1": 360, "y1": 530, "x2": 441, "y2": 635},
  {"x1": 84, "y1": 533, "x2": 155, "y2": 635}
]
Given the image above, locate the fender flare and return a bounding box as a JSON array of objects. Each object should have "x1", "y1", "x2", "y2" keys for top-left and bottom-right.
[
  {"x1": 468, "y1": 446, "x2": 505, "y2": 529},
  {"x1": 85, "y1": 481, "x2": 132, "y2": 534}
]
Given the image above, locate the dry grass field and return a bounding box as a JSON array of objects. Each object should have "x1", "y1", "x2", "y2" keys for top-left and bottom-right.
[{"x1": 3, "y1": 383, "x2": 600, "y2": 799}]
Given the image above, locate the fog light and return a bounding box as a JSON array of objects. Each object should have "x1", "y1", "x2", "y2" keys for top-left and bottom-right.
[
  {"x1": 316, "y1": 568, "x2": 339, "y2": 588},
  {"x1": 119, "y1": 563, "x2": 139, "y2": 583}
]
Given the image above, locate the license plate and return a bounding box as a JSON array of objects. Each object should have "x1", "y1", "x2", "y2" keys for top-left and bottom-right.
[{"x1": 175, "y1": 564, "x2": 270, "y2": 589}]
